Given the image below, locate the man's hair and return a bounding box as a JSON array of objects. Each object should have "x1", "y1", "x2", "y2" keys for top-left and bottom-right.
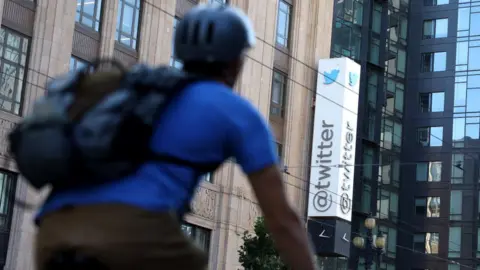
[{"x1": 182, "y1": 61, "x2": 230, "y2": 78}]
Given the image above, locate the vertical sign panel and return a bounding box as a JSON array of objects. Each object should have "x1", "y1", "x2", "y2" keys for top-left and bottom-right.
[{"x1": 307, "y1": 57, "x2": 361, "y2": 222}]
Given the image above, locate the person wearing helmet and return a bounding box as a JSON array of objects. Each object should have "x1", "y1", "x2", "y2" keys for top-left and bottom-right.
[{"x1": 34, "y1": 4, "x2": 318, "y2": 270}]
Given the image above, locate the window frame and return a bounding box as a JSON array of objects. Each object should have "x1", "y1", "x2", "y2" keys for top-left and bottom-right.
[
  {"x1": 415, "y1": 161, "x2": 442, "y2": 182},
  {"x1": 419, "y1": 92, "x2": 445, "y2": 113},
  {"x1": 417, "y1": 126, "x2": 443, "y2": 147},
  {"x1": 414, "y1": 196, "x2": 441, "y2": 218},
  {"x1": 0, "y1": 27, "x2": 30, "y2": 116},
  {"x1": 276, "y1": 0, "x2": 292, "y2": 48},
  {"x1": 116, "y1": 0, "x2": 142, "y2": 50},
  {"x1": 75, "y1": 0, "x2": 103, "y2": 32},
  {"x1": 209, "y1": 0, "x2": 229, "y2": 4},
  {"x1": 421, "y1": 52, "x2": 447, "y2": 73},
  {"x1": 424, "y1": 0, "x2": 449, "y2": 6},
  {"x1": 413, "y1": 232, "x2": 439, "y2": 254},
  {"x1": 450, "y1": 190, "x2": 463, "y2": 220},
  {"x1": 448, "y1": 226, "x2": 461, "y2": 258},
  {"x1": 423, "y1": 18, "x2": 448, "y2": 39},
  {"x1": 69, "y1": 55, "x2": 89, "y2": 72},
  {"x1": 170, "y1": 17, "x2": 183, "y2": 69},
  {"x1": 181, "y1": 222, "x2": 212, "y2": 254},
  {"x1": 270, "y1": 70, "x2": 288, "y2": 119}
]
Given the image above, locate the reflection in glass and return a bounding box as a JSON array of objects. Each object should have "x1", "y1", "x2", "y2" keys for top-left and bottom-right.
[
  {"x1": 435, "y1": 18, "x2": 448, "y2": 38},
  {"x1": 469, "y1": 47, "x2": 480, "y2": 70},
  {"x1": 451, "y1": 154, "x2": 464, "y2": 184},
  {"x1": 430, "y1": 126, "x2": 443, "y2": 146},
  {"x1": 425, "y1": 232, "x2": 439, "y2": 254},
  {"x1": 276, "y1": 0, "x2": 291, "y2": 47},
  {"x1": 458, "y1": 8, "x2": 470, "y2": 31},
  {"x1": 456, "y1": 42, "x2": 468, "y2": 65},
  {"x1": 76, "y1": 0, "x2": 103, "y2": 31},
  {"x1": 434, "y1": 52, "x2": 447, "y2": 71},
  {"x1": 427, "y1": 197, "x2": 441, "y2": 217},
  {"x1": 116, "y1": 0, "x2": 141, "y2": 50},
  {"x1": 181, "y1": 223, "x2": 211, "y2": 253},
  {"x1": 416, "y1": 162, "x2": 442, "y2": 182},
  {"x1": 450, "y1": 190, "x2": 462, "y2": 220},
  {"x1": 448, "y1": 227, "x2": 461, "y2": 257},
  {"x1": 429, "y1": 161, "x2": 442, "y2": 182},
  {"x1": 471, "y1": 13, "x2": 480, "y2": 36}
]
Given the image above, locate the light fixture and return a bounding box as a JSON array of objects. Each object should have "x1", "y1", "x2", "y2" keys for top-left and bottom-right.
[
  {"x1": 364, "y1": 216, "x2": 376, "y2": 230},
  {"x1": 375, "y1": 234, "x2": 386, "y2": 249},
  {"x1": 353, "y1": 236, "x2": 365, "y2": 249}
]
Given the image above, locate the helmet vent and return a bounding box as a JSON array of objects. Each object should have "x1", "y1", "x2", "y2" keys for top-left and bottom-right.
[
  {"x1": 206, "y1": 22, "x2": 215, "y2": 44},
  {"x1": 192, "y1": 21, "x2": 201, "y2": 45}
]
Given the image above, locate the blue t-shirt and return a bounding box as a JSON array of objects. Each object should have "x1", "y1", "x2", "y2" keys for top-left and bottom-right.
[{"x1": 36, "y1": 81, "x2": 278, "y2": 219}]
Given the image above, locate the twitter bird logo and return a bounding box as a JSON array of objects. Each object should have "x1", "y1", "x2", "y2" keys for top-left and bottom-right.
[
  {"x1": 323, "y1": 69, "x2": 340, "y2": 85},
  {"x1": 349, "y1": 72, "x2": 359, "y2": 87}
]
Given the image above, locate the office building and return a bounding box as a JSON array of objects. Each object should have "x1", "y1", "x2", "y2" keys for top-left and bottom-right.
[
  {"x1": 326, "y1": 0, "x2": 480, "y2": 269},
  {"x1": 0, "y1": 0, "x2": 333, "y2": 269}
]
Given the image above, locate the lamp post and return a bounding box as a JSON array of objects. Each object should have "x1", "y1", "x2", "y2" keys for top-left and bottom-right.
[{"x1": 353, "y1": 215, "x2": 386, "y2": 270}]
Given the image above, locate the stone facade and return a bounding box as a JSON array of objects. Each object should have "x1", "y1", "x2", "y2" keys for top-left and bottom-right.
[{"x1": 0, "y1": 0, "x2": 333, "y2": 269}]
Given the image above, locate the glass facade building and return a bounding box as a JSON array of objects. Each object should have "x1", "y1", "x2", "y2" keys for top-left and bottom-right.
[
  {"x1": 323, "y1": 0, "x2": 408, "y2": 269},
  {"x1": 326, "y1": 0, "x2": 480, "y2": 269}
]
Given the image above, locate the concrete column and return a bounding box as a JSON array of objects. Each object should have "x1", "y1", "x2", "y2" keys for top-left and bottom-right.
[
  {"x1": 138, "y1": 1, "x2": 176, "y2": 65},
  {"x1": 0, "y1": 0, "x2": 5, "y2": 24},
  {"x1": 4, "y1": 1, "x2": 77, "y2": 269},
  {"x1": 99, "y1": 0, "x2": 119, "y2": 58}
]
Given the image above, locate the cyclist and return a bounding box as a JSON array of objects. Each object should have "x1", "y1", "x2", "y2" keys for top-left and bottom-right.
[{"x1": 34, "y1": 4, "x2": 318, "y2": 270}]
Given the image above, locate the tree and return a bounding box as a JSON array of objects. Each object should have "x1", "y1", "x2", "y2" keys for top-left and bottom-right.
[{"x1": 238, "y1": 216, "x2": 288, "y2": 270}]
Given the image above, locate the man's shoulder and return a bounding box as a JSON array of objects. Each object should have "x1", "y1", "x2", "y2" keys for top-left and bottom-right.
[{"x1": 185, "y1": 81, "x2": 259, "y2": 117}]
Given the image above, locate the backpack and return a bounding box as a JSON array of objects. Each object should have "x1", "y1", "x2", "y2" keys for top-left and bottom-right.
[{"x1": 8, "y1": 59, "x2": 220, "y2": 191}]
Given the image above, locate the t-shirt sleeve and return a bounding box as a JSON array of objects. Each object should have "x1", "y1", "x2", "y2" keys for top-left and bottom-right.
[{"x1": 228, "y1": 103, "x2": 278, "y2": 174}]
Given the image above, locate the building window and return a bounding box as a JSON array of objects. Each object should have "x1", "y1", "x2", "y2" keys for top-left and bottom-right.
[
  {"x1": 276, "y1": 0, "x2": 291, "y2": 48},
  {"x1": 361, "y1": 184, "x2": 371, "y2": 214},
  {"x1": 69, "y1": 56, "x2": 89, "y2": 72},
  {"x1": 415, "y1": 197, "x2": 441, "y2": 217},
  {"x1": 423, "y1": 19, "x2": 448, "y2": 39},
  {"x1": 451, "y1": 154, "x2": 464, "y2": 184},
  {"x1": 0, "y1": 27, "x2": 29, "y2": 115},
  {"x1": 369, "y1": 37, "x2": 380, "y2": 65},
  {"x1": 421, "y1": 52, "x2": 447, "y2": 72},
  {"x1": 448, "y1": 265, "x2": 460, "y2": 270},
  {"x1": 270, "y1": 71, "x2": 287, "y2": 117},
  {"x1": 450, "y1": 190, "x2": 462, "y2": 220},
  {"x1": 413, "y1": 233, "x2": 439, "y2": 254},
  {"x1": 76, "y1": 0, "x2": 103, "y2": 32},
  {"x1": 448, "y1": 227, "x2": 461, "y2": 258},
  {"x1": 377, "y1": 189, "x2": 398, "y2": 222},
  {"x1": 116, "y1": 0, "x2": 141, "y2": 50},
  {"x1": 419, "y1": 92, "x2": 444, "y2": 112},
  {"x1": 209, "y1": 0, "x2": 228, "y2": 4},
  {"x1": 371, "y1": 2, "x2": 382, "y2": 34},
  {"x1": 275, "y1": 142, "x2": 283, "y2": 163},
  {"x1": 181, "y1": 223, "x2": 211, "y2": 253},
  {"x1": 170, "y1": 17, "x2": 183, "y2": 69},
  {"x1": 415, "y1": 161, "x2": 442, "y2": 182},
  {"x1": 379, "y1": 226, "x2": 397, "y2": 259},
  {"x1": 477, "y1": 228, "x2": 480, "y2": 258},
  {"x1": 0, "y1": 172, "x2": 16, "y2": 230},
  {"x1": 424, "y1": 0, "x2": 449, "y2": 5},
  {"x1": 200, "y1": 173, "x2": 212, "y2": 183},
  {"x1": 417, "y1": 126, "x2": 443, "y2": 147}
]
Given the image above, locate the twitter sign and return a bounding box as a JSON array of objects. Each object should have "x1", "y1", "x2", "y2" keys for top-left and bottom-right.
[{"x1": 308, "y1": 57, "x2": 361, "y2": 223}]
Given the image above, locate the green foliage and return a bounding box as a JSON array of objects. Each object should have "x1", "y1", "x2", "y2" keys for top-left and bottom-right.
[{"x1": 238, "y1": 216, "x2": 288, "y2": 270}]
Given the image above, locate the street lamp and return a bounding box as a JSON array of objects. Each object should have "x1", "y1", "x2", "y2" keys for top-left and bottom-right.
[{"x1": 353, "y1": 215, "x2": 386, "y2": 270}]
